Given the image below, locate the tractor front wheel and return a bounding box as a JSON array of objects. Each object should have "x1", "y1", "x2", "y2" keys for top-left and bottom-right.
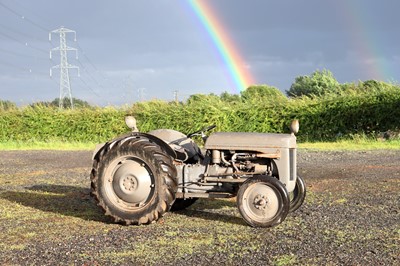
[{"x1": 237, "y1": 175, "x2": 290, "y2": 227}]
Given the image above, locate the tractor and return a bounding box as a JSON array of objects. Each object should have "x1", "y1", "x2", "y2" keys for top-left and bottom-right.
[{"x1": 90, "y1": 116, "x2": 306, "y2": 227}]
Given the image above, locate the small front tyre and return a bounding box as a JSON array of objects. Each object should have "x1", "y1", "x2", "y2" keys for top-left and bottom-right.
[{"x1": 237, "y1": 175, "x2": 290, "y2": 227}]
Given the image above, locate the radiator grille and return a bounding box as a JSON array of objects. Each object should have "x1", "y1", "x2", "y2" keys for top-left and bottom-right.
[{"x1": 289, "y1": 148, "x2": 296, "y2": 181}]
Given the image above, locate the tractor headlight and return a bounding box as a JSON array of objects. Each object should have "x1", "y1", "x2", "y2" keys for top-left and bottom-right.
[
  {"x1": 125, "y1": 116, "x2": 137, "y2": 131},
  {"x1": 290, "y1": 119, "x2": 299, "y2": 135}
]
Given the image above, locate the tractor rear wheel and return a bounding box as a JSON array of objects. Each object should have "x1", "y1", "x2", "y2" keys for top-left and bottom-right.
[
  {"x1": 90, "y1": 137, "x2": 177, "y2": 225},
  {"x1": 237, "y1": 175, "x2": 290, "y2": 227}
]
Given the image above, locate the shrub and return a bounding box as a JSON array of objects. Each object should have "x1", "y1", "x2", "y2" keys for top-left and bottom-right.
[{"x1": 287, "y1": 69, "x2": 341, "y2": 98}]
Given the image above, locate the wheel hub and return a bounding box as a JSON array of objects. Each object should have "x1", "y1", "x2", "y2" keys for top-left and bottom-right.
[
  {"x1": 122, "y1": 175, "x2": 138, "y2": 191},
  {"x1": 110, "y1": 159, "x2": 154, "y2": 205},
  {"x1": 254, "y1": 194, "x2": 268, "y2": 209},
  {"x1": 242, "y1": 183, "x2": 280, "y2": 222}
]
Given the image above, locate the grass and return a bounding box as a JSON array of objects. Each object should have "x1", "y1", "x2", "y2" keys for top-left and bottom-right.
[
  {"x1": 1, "y1": 149, "x2": 399, "y2": 264},
  {"x1": 0, "y1": 138, "x2": 399, "y2": 151},
  {"x1": 274, "y1": 254, "x2": 297, "y2": 266},
  {"x1": 0, "y1": 140, "x2": 97, "y2": 150},
  {"x1": 299, "y1": 139, "x2": 400, "y2": 150}
]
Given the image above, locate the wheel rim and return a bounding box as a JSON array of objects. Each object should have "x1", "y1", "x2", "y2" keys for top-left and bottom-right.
[
  {"x1": 104, "y1": 156, "x2": 155, "y2": 210},
  {"x1": 242, "y1": 182, "x2": 281, "y2": 223}
]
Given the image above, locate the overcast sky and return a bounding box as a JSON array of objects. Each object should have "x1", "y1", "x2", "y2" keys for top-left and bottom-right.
[{"x1": 0, "y1": 0, "x2": 399, "y2": 106}]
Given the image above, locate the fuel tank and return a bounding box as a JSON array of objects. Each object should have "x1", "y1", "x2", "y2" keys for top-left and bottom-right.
[
  {"x1": 204, "y1": 132, "x2": 296, "y2": 153},
  {"x1": 148, "y1": 129, "x2": 201, "y2": 161}
]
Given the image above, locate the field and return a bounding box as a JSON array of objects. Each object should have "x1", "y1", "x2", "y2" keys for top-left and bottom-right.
[
  {"x1": 0, "y1": 82, "x2": 399, "y2": 264},
  {"x1": 0, "y1": 149, "x2": 398, "y2": 265}
]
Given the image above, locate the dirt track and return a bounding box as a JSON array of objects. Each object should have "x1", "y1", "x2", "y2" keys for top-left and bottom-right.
[{"x1": 0, "y1": 150, "x2": 399, "y2": 265}]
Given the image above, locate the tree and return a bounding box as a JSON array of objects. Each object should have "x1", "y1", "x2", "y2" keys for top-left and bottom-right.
[
  {"x1": 52, "y1": 97, "x2": 92, "y2": 108},
  {"x1": 30, "y1": 98, "x2": 93, "y2": 109},
  {"x1": 0, "y1": 100, "x2": 17, "y2": 111},
  {"x1": 241, "y1": 85, "x2": 287, "y2": 102},
  {"x1": 219, "y1": 91, "x2": 241, "y2": 103},
  {"x1": 287, "y1": 69, "x2": 340, "y2": 97},
  {"x1": 359, "y1": 80, "x2": 395, "y2": 91},
  {"x1": 339, "y1": 80, "x2": 397, "y2": 95},
  {"x1": 186, "y1": 93, "x2": 221, "y2": 105}
]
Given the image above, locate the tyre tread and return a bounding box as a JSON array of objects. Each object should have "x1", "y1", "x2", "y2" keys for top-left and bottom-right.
[{"x1": 90, "y1": 137, "x2": 177, "y2": 225}]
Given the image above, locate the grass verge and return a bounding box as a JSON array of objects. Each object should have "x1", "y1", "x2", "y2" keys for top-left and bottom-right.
[
  {"x1": 0, "y1": 140, "x2": 97, "y2": 151},
  {"x1": 299, "y1": 139, "x2": 400, "y2": 150},
  {"x1": 0, "y1": 139, "x2": 399, "y2": 151}
]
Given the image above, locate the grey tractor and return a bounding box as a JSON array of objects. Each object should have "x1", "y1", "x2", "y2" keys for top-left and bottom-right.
[{"x1": 90, "y1": 116, "x2": 306, "y2": 227}]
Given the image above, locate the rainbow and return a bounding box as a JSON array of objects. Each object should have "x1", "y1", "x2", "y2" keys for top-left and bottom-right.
[
  {"x1": 340, "y1": 2, "x2": 394, "y2": 82},
  {"x1": 188, "y1": 0, "x2": 255, "y2": 92}
]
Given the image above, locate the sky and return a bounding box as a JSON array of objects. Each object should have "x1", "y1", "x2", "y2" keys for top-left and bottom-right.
[{"x1": 0, "y1": 0, "x2": 399, "y2": 106}]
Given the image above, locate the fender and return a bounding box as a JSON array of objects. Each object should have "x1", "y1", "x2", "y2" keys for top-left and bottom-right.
[{"x1": 92, "y1": 132, "x2": 176, "y2": 160}]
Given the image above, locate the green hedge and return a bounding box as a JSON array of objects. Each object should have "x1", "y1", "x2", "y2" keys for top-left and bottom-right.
[
  {"x1": 131, "y1": 87, "x2": 400, "y2": 141},
  {"x1": 0, "y1": 106, "x2": 127, "y2": 142},
  {"x1": 1, "y1": 86, "x2": 399, "y2": 142}
]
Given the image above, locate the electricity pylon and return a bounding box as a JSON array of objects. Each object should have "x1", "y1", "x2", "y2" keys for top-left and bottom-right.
[{"x1": 49, "y1": 26, "x2": 79, "y2": 109}]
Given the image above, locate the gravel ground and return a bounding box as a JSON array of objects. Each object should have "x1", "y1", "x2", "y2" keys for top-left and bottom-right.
[{"x1": 0, "y1": 149, "x2": 399, "y2": 265}]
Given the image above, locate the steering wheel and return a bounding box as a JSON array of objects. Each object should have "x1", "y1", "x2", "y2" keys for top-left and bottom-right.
[{"x1": 187, "y1": 125, "x2": 216, "y2": 138}]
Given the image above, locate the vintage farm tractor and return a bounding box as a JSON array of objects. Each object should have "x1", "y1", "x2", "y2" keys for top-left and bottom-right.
[{"x1": 90, "y1": 116, "x2": 306, "y2": 227}]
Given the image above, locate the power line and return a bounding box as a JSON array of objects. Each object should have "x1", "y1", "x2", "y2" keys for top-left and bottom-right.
[
  {"x1": 73, "y1": 47, "x2": 107, "y2": 97},
  {"x1": 0, "y1": 30, "x2": 48, "y2": 54},
  {"x1": 76, "y1": 58, "x2": 103, "y2": 88},
  {"x1": 74, "y1": 41, "x2": 111, "y2": 100},
  {"x1": 0, "y1": 2, "x2": 49, "y2": 32},
  {"x1": 0, "y1": 2, "x2": 107, "y2": 104},
  {"x1": 0, "y1": 22, "x2": 48, "y2": 43},
  {"x1": 0, "y1": 59, "x2": 46, "y2": 76},
  {"x1": 76, "y1": 42, "x2": 107, "y2": 79},
  {"x1": 0, "y1": 47, "x2": 49, "y2": 60},
  {"x1": 77, "y1": 76, "x2": 101, "y2": 97},
  {"x1": 0, "y1": 59, "x2": 31, "y2": 72},
  {"x1": 75, "y1": 43, "x2": 109, "y2": 92},
  {"x1": 48, "y1": 29, "x2": 107, "y2": 102},
  {"x1": 13, "y1": 0, "x2": 52, "y2": 28}
]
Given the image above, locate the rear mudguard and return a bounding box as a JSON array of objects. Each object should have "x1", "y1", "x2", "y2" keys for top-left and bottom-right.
[{"x1": 92, "y1": 132, "x2": 176, "y2": 160}]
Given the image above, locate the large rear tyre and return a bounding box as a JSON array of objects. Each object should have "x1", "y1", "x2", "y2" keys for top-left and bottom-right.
[
  {"x1": 170, "y1": 198, "x2": 198, "y2": 211},
  {"x1": 237, "y1": 175, "x2": 290, "y2": 228},
  {"x1": 90, "y1": 137, "x2": 177, "y2": 225},
  {"x1": 289, "y1": 175, "x2": 306, "y2": 213}
]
